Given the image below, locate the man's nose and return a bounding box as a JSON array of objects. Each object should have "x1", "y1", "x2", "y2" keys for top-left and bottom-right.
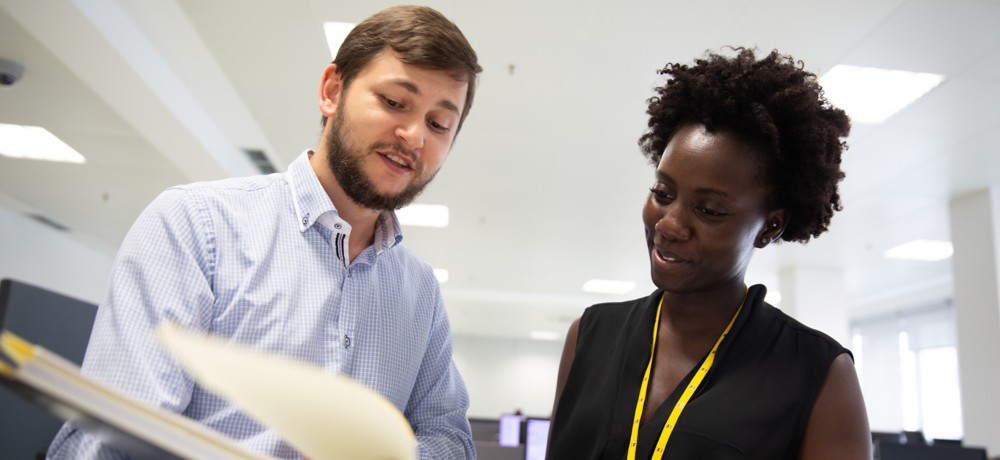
[{"x1": 396, "y1": 117, "x2": 425, "y2": 152}]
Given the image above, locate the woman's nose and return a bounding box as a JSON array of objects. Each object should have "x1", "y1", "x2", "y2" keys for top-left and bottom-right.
[{"x1": 654, "y1": 203, "x2": 691, "y2": 241}]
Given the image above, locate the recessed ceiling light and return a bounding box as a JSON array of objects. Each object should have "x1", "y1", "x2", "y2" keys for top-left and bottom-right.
[
  {"x1": 530, "y1": 331, "x2": 560, "y2": 341},
  {"x1": 582, "y1": 279, "x2": 635, "y2": 295},
  {"x1": 323, "y1": 22, "x2": 355, "y2": 60},
  {"x1": 819, "y1": 65, "x2": 944, "y2": 124},
  {"x1": 0, "y1": 124, "x2": 86, "y2": 164},
  {"x1": 884, "y1": 239, "x2": 953, "y2": 262},
  {"x1": 433, "y1": 268, "x2": 449, "y2": 283},
  {"x1": 396, "y1": 204, "x2": 448, "y2": 228}
]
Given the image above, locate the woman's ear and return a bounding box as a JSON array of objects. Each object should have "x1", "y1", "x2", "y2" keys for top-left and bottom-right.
[
  {"x1": 318, "y1": 64, "x2": 342, "y2": 119},
  {"x1": 756, "y1": 209, "x2": 789, "y2": 248}
]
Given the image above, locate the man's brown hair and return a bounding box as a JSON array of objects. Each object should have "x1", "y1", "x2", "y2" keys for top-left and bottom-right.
[{"x1": 323, "y1": 5, "x2": 482, "y2": 132}]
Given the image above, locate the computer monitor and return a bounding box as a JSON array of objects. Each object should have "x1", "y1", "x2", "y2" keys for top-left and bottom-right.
[
  {"x1": 523, "y1": 417, "x2": 550, "y2": 460},
  {"x1": 0, "y1": 278, "x2": 98, "y2": 460},
  {"x1": 498, "y1": 414, "x2": 523, "y2": 447}
]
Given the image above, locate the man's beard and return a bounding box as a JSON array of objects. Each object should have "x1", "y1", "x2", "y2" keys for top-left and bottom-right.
[{"x1": 325, "y1": 107, "x2": 437, "y2": 211}]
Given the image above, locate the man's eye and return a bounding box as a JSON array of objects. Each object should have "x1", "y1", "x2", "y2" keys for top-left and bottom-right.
[
  {"x1": 383, "y1": 97, "x2": 401, "y2": 109},
  {"x1": 429, "y1": 120, "x2": 451, "y2": 133}
]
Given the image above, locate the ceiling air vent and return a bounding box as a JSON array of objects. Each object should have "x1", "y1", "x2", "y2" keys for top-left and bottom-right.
[
  {"x1": 242, "y1": 148, "x2": 277, "y2": 174},
  {"x1": 27, "y1": 213, "x2": 69, "y2": 232}
]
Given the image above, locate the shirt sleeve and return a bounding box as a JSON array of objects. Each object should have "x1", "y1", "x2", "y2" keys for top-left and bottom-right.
[
  {"x1": 405, "y1": 288, "x2": 475, "y2": 460},
  {"x1": 47, "y1": 187, "x2": 218, "y2": 459}
]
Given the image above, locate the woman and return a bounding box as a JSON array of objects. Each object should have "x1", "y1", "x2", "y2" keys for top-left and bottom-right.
[{"x1": 548, "y1": 48, "x2": 871, "y2": 459}]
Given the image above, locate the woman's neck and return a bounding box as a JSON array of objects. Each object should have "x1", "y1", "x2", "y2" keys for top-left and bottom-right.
[{"x1": 660, "y1": 283, "x2": 747, "y2": 337}]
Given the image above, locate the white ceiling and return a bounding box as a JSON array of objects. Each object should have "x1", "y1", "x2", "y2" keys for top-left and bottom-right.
[{"x1": 1, "y1": 0, "x2": 998, "y2": 341}]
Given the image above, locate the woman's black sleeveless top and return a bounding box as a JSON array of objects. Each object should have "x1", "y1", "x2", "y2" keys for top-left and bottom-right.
[{"x1": 548, "y1": 285, "x2": 848, "y2": 460}]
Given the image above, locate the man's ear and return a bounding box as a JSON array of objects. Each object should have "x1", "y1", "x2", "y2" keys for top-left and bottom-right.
[
  {"x1": 756, "y1": 209, "x2": 789, "y2": 248},
  {"x1": 318, "y1": 64, "x2": 342, "y2": 119}
]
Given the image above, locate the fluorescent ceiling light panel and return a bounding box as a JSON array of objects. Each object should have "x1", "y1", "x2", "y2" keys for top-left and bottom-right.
[
  {"x1": 819, "y1": 65, "x2": 944, "y2": 124},
  {"x1": 582, "y1": 279, "x2": 635, "y2": 295},
  {"x1": 433, "y1": 268, "x2": 449, "y2": 283},
  {"x1": 0, "y1": 124, "x2": 86, "y2": 164},
  {"x1": 884, "y1": 239, "x2": 953, "y2": 262},
  {"x1": 530, "y1": 331, "x2": 560, "y2": 341},
  {"x1": 323, "y1": 21, "x2": 355, "y2": 60},
  {"x1": 396, "y1": 204, "x2": 449, "y2": 228}
]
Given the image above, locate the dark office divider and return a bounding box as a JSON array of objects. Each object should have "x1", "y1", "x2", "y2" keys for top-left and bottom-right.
[
  {"x1": 0, "y1": 278, "x2": 99, "y2": 460},
  {"x1": 470, "y1": 417, "x2": 501, "y2": 442},
  {"x1": 475, "y1": 441, "x2": 525, "y2": 460},
  {"x1": 878, "y1": 442, "x2": 988, "y2": 460},
  {"x1": 470, "y1": 417, "x2": 525, "y2": 460},
  {"x1": 931, "y1": 438, "x2": 964, "y2": 447},
  {"x1": 902, "y1": 430, "x2": 927, "y2": 445},
  {"x1": 872, "y1": 431, "x2": 905, "y2": 445}
]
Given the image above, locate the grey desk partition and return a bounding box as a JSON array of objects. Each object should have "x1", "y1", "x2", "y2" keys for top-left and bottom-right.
[
  {"x1": 470, "y1": 417, "x2": 500, "y2": 442},
  {"x1": 878, "y1": 442, "x2": 989, "y2": 460},
  {"x1": 0, "y1": 278, "x2": 98, "y2": 460},
  {"x1": 474, "y1": 441, "x2": 525, "y2": 460}
]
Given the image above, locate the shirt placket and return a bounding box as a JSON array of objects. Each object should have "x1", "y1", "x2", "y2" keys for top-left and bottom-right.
[{"x1": 315, "y1": 212, "x2": 356, "y2": 369}]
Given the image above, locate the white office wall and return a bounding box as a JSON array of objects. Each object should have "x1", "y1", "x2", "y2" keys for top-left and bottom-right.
[
  {"x1": 854, "y1": 316, "x2": 905, "y2": 432},
  {"x1": 453, "y1": 335, "x2": 563, "y2": 419},
  {"x1": 2, "y1": 202, "x2": 995, "y2": 447},
  {"x1": 0, "y1": 207, "x2": 112, "y2": 304},
  {"x1": 853, "y1": 303, "x2": 964, "y2": 440},
  {"x1": 0, "y1": 211, "x2": 567, "y2": 422}
]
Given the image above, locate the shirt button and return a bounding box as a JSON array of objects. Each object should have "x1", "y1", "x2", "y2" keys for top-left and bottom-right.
[
  {"x1": 343, "y1": 335, "x2": 351, "y2": 349},
  {"x1": 334, "y1": 223, "x2": 342, "y2": 229}
]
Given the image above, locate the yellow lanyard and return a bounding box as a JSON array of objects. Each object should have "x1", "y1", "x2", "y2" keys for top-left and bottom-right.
[{"x1": 626, "y1": 288, "x2": 747, "y2": 460}]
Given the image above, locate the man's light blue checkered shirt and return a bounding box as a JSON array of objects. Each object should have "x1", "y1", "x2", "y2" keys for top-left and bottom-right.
[{"x1": 47, "y1": 151, "x2": 474, "y2": 459}]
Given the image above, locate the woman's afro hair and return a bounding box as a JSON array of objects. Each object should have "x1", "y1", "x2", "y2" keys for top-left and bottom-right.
[{"x1": 639, "y1": 47, "x2": 851, "y2": 242}]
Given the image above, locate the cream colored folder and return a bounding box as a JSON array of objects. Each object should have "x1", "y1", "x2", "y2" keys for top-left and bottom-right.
[{"x1": 0, "y1": 325, "x2": 416, "y2": 460}]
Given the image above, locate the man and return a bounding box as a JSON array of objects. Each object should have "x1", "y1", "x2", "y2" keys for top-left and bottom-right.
[{"x1": 48, "y1": 5, "x2": 481, "y2": 459}]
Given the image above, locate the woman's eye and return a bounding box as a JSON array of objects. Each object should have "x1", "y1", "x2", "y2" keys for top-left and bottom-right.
[
  {"x1": 699, "y1": 206, "x2": 727, "y2": 217},
  {"x1": 649, "y1": 187, "x2": 673, "y2": 202}
]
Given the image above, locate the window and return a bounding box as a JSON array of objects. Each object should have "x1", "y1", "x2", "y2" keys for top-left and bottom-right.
[{"x1": 851, "y1": 302, "x2": 963, "y2": 441}]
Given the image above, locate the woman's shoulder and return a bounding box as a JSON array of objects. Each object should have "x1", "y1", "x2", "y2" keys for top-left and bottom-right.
[{"x1": 748, "y1": 284, "x2": 849, "y2": 356}]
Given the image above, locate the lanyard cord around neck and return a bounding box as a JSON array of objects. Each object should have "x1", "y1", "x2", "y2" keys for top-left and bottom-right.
[{"x1": 626, "y1": 287, "x2": 748, "y2": 460}]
